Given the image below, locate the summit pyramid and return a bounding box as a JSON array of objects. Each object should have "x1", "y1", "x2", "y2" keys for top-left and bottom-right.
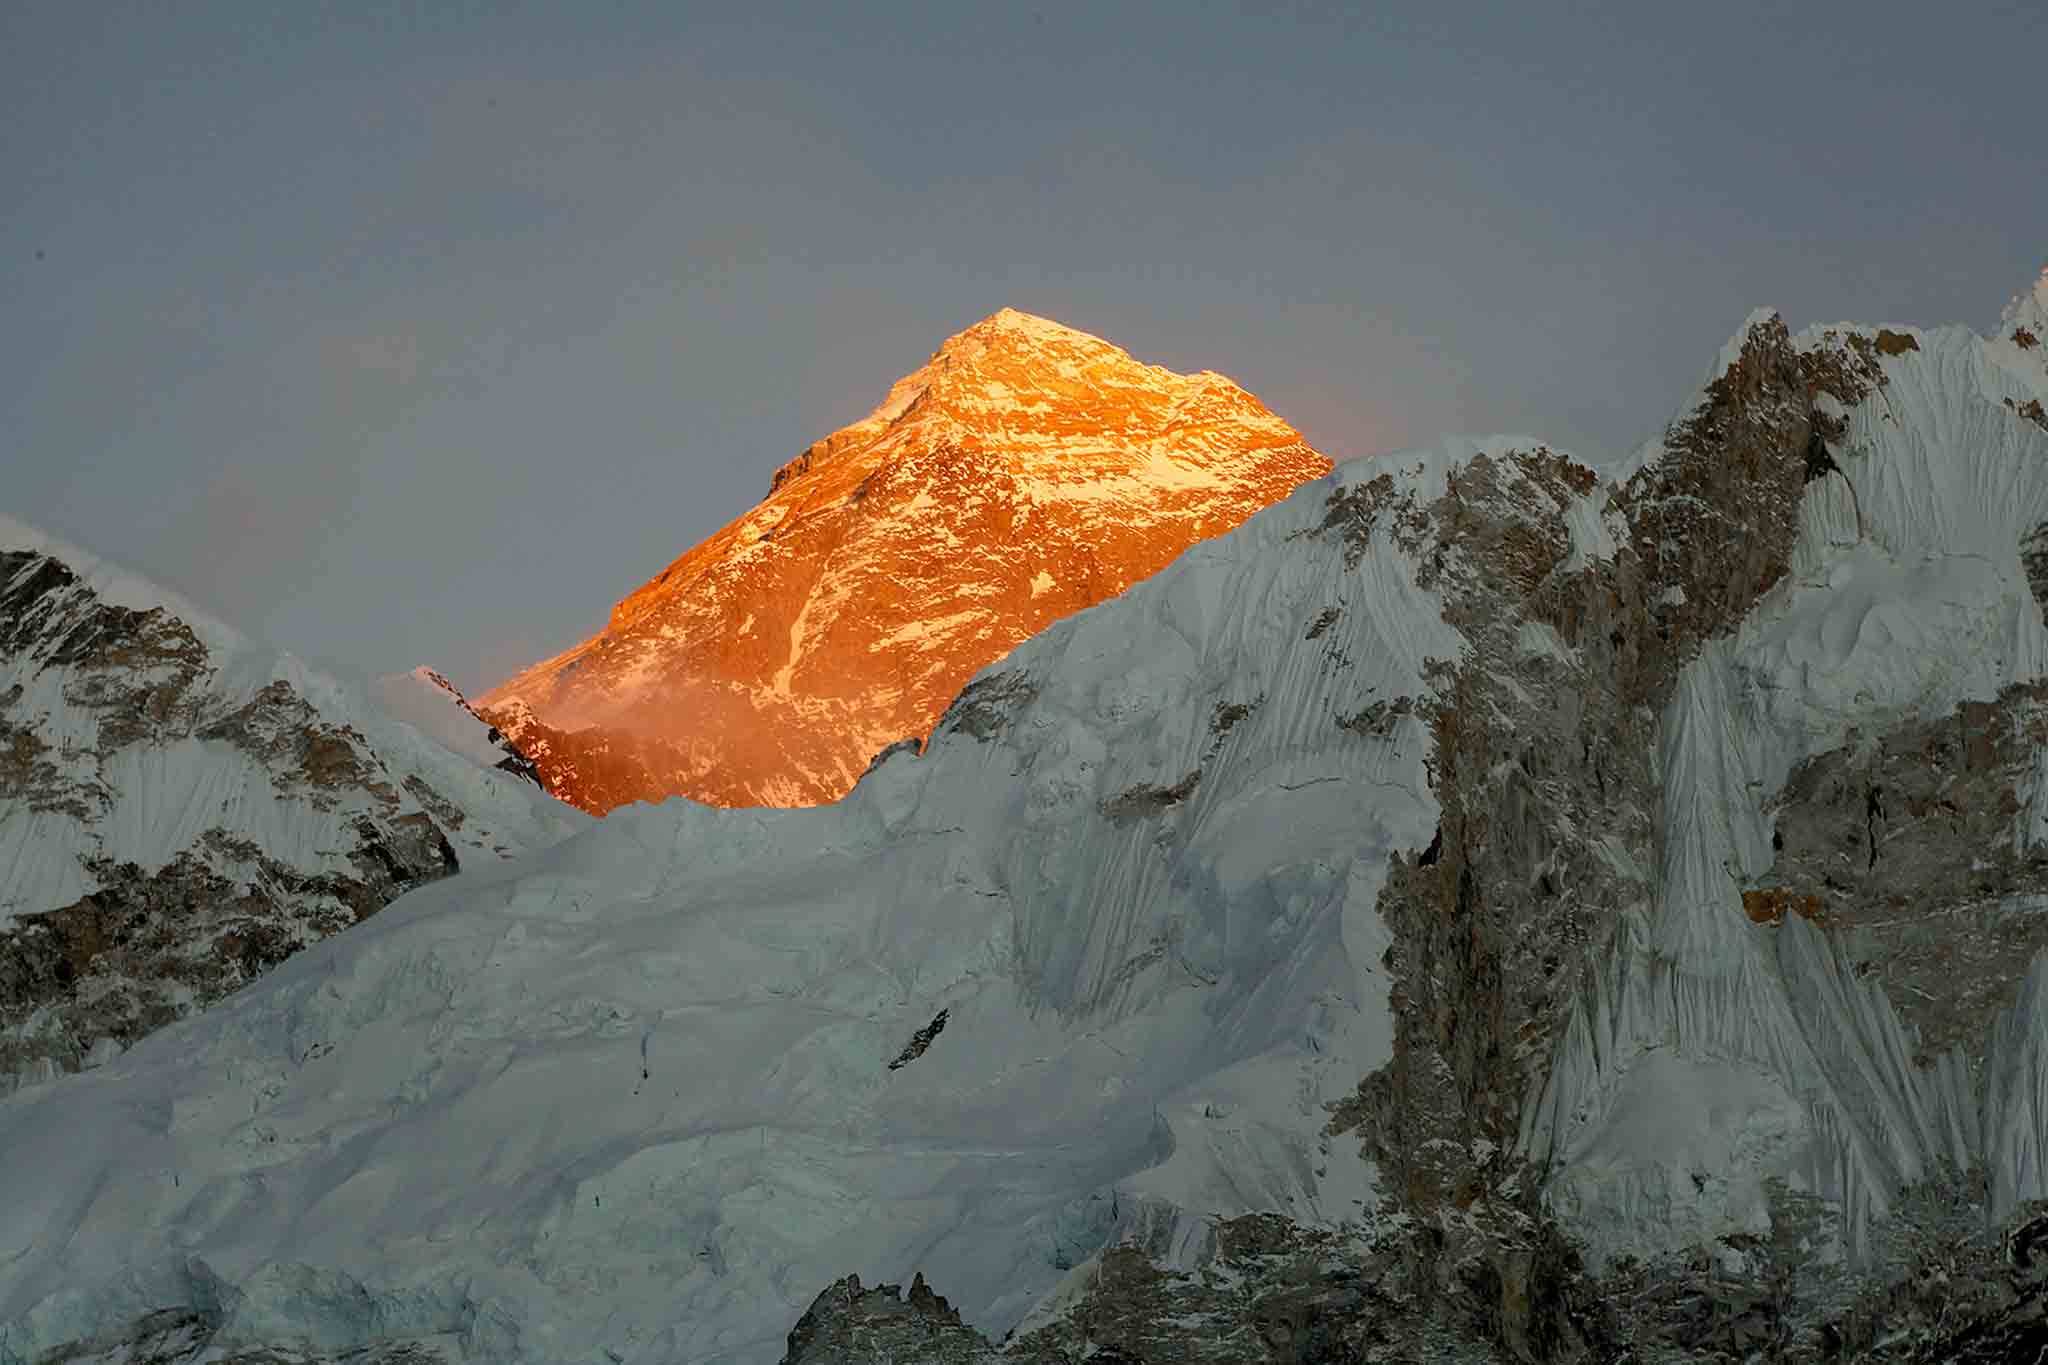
[{"x1": 479, "y1": 310, "x2": 1331, "y2": 811}]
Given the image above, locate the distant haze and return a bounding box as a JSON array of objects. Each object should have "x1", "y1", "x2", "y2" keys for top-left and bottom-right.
[{"x1": 5, "y1": 1, "x2": 2045, "y2": 692}]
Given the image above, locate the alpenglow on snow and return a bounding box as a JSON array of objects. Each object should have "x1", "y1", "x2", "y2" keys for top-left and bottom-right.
[
  {"x1": 5, "y1": 271, "x2": 2048, "y2": 1361},
  {"x1": 478, "y1": 308, "x2": 1329, "y2": 815}
]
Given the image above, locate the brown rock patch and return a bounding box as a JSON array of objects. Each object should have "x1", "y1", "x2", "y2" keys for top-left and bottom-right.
[{"x1": 1742, "y1": 887, "x2": 1828, "y2": 925}]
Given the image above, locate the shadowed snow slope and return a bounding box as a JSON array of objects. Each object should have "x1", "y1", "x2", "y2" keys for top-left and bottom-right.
[
  {"x1": 370, "y1": 666, "x2": 548, "y2": 786},
  {"x1": 768, "y1": 277, "x2": 2048, "y2": 1362},
  {"x1": 0, "y1": 519, "x2": 584, "y2": 1094},
  {"x1": 14, "y1": 275, "x2": 2048, "y2": 1365},
  {"x1": 1529, "y1": 300, "x2": 2048, "y2": 1265},
  {"x1": 0, "y1": 451, "x2": 1456, "y2": 1363}
]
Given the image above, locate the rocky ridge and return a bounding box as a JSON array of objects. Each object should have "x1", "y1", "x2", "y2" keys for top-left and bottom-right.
[
  {"x1": 780, "y1": 275, "x2": 2048, "y2": 1361},
  {"x1": 0, "y1": 522, "x2": 582, "y2": 1094},
  {"x1": 480, "y1": 308, "x2": 1330, "y2": 812},
  {"x1": 369, "y1": 666, "x2": 546, "y2": 788},
  {"x1": 8, "y1": 274, "x2": 2048, "y2": 1364}
]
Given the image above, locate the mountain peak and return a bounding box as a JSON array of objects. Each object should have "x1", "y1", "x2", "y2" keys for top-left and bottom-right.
[
  {"x1": 847, "y1": 308, "x2": 1132, "y2": 430},
  {"x1": 954, "y1": 306, "x2": 1103, "y2": 348},
  {"x1": 860, "y1": 308, "x2": 1281, "y2": 454},
  {"x1": 937, "y1": 306, "x2": 1146, "y2": 366},
  {"x1": 913, "y1": 309, "x2": 1138, "y2": 386},
  {"x1": 2003, "y1": 263, "x2": 2048, "y2": 347},
  {"x1": 480, "y1": 313, "x2": 1330, "y2": 811},
  {"x1": 1, "y1": 513, "x2": 248, "y2": 654}
]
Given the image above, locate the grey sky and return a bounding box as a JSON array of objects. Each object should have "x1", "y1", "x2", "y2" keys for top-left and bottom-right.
[{"x1": 5, "y1": 1, "x2": 2044, "y2": 692}]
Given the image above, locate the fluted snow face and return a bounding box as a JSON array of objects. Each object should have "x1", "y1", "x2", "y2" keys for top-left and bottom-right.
[
  {"x1": 1529, "y1": 314, "x2": 2048, "y2": 1265},
  {"x1": 15, "y1": 285, "x2": 2048, "y2": 1360},
  {"x1": 1983, "y1": 956, "x2": 2048, "y2": 1211},
  {"x1": 0, "y1": 453, "x2": 1455, "y2": 1363}
]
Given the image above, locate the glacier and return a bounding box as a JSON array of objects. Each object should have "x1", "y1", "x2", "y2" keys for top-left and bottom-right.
[
  {"x1": 0, "y1": 445, "x2": 1464, "y2": 1362},
  {"x1": 7, "y1": 271, "x2": 2048, "y2": 1360}
]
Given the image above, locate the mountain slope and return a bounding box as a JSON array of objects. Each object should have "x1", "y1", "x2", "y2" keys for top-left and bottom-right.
[
  {"x1": 7, "y1": 271, "x2": 2048, "y2": 1364},
  {"x1": 480, "y1": 308, "x2": 1331, "y2": 812},
  {"x1": 0, "y1": 519, "x2": 586, "y2": 1094},
  {"x1": 370, "y1": 666, "x2": 546, "y2": 787},
  {"x1": 1525, "y1": 293, "x2": 2048, "y2": 1272},
  {"x1": 791, "y1": 269, "x2": 2048, "y2": 1362},
  {"x1": 0, "y1": 433, "x2": 1448, "y2": 1362}
]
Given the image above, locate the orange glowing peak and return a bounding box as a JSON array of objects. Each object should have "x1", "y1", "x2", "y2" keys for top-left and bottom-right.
[{"x1": 480, "y1": 310, "x2": 1330, "y2": 813}]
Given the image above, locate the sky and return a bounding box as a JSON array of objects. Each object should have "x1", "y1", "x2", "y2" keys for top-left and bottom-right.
[{"x1": 4, "y1": 1, "x2": 2046, "y2": 693}]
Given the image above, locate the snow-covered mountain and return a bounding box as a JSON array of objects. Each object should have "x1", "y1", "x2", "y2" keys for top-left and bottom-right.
[
  {"x1": 6, "y1": 269, "x2": 2048, "y2": 1364},
  {"x1": 0, "y1": 521, "x2": 585, "y2": 1096},
  {"x1": 370, "y1": 666, "x2": 547, "y2": 788},
  {"x1": 479, "y1": 308, "x2": 1331, "y2": 813}
]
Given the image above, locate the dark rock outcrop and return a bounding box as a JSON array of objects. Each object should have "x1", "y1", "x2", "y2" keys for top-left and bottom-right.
[
  {"x1": 782, "y1": 1272, "x2": 991, "y2": 1365},
  {"x1": 1758, "y1": 680, "x2": 2048, "y2": 1070},
  {"x1": 0, "y1": 818, "x2": 455, "y2": 1084},
  {"x1": 1, "y1": 540, "x2": 565, "y2": 1093},
  {"x1": 887, "y1": 1008, "x2": 950, "y2": 1070},
  {"x1": 777, "y1": 315, "x2": 2036, "y2": 1363}
]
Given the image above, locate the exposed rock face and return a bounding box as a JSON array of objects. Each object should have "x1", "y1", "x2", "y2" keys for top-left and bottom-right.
[
  {"x1": 1330, "y1": 315, "x2": 1882, "y2": 1238},
  {"x1": 1759, "y1": 680, "x2": 2048, "y2": 1070},
  {"x1": 1821, "y1": 1201, "x2": 2048, "y2": 1362},
  {"x1": 781, "y1": 1273, "x2": 989, "y2": 1365},
  {"x1": 480, "y1": 308, "x2": 1330, "y2": 812},
  {"x1": 0, "y1": 522, "x2": 580, "y2": 1093},
  {"x1": 0, "y1": 822, "x2": 453, "y2": 1088},
  {"x1": 779, "y1": 287, "x2": 2048, "y2": 1359},
  {"x1": 886, "y1": 1008, "x2": 949, "y2": 1070},
  {"x1": 781, "y1": 1212, "x2": 1607, "y2": 1365},
  {"x1": 473, "y1": 696, "x2": 691, "y2": 815},
  {"x1": 14, "y1": 277, "x2": 2048, "y2": 1365}
]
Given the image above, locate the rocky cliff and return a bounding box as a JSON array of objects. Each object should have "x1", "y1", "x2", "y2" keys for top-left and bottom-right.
[
  {"x1": 0, "y1": 521, "x2": 584, "y2": 1095},
  {"x1": 7, "y1": 273, "x2": 2048, "y2": 1364},
  {"x1": 777, "y1": 275, "x2": 2048, "y2": 1361}
]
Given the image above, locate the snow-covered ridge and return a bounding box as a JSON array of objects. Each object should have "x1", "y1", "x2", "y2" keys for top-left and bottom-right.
[
  {"x1": 2003, "y1": 265, "x2": 2048, "y2": 340},
  {"x1": 0, "y1": 523, "x2": 583, "y2": 1094},
  {"x1": 0, "y1": 513, "x2": 246, "y2": 653},
  {"x1": 761, "y1": 278, "x2": 2048, "y2": 1360},
  {"x1": 0, "y1": 444, "x2": 1452, "y2": 1362},
  {"x1": 13, "y1": 272, "x2": 2048, "y2": 1362},
  {"x1": 1991, "y1": 265, "x2": 2048, "y2": 403},
  {"x1": 370, "y1": 666, "x2": 545, "y2": 784},
  {"x1": 1528, "y1": 309, "x2": 2048, "y2": 1267}
]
